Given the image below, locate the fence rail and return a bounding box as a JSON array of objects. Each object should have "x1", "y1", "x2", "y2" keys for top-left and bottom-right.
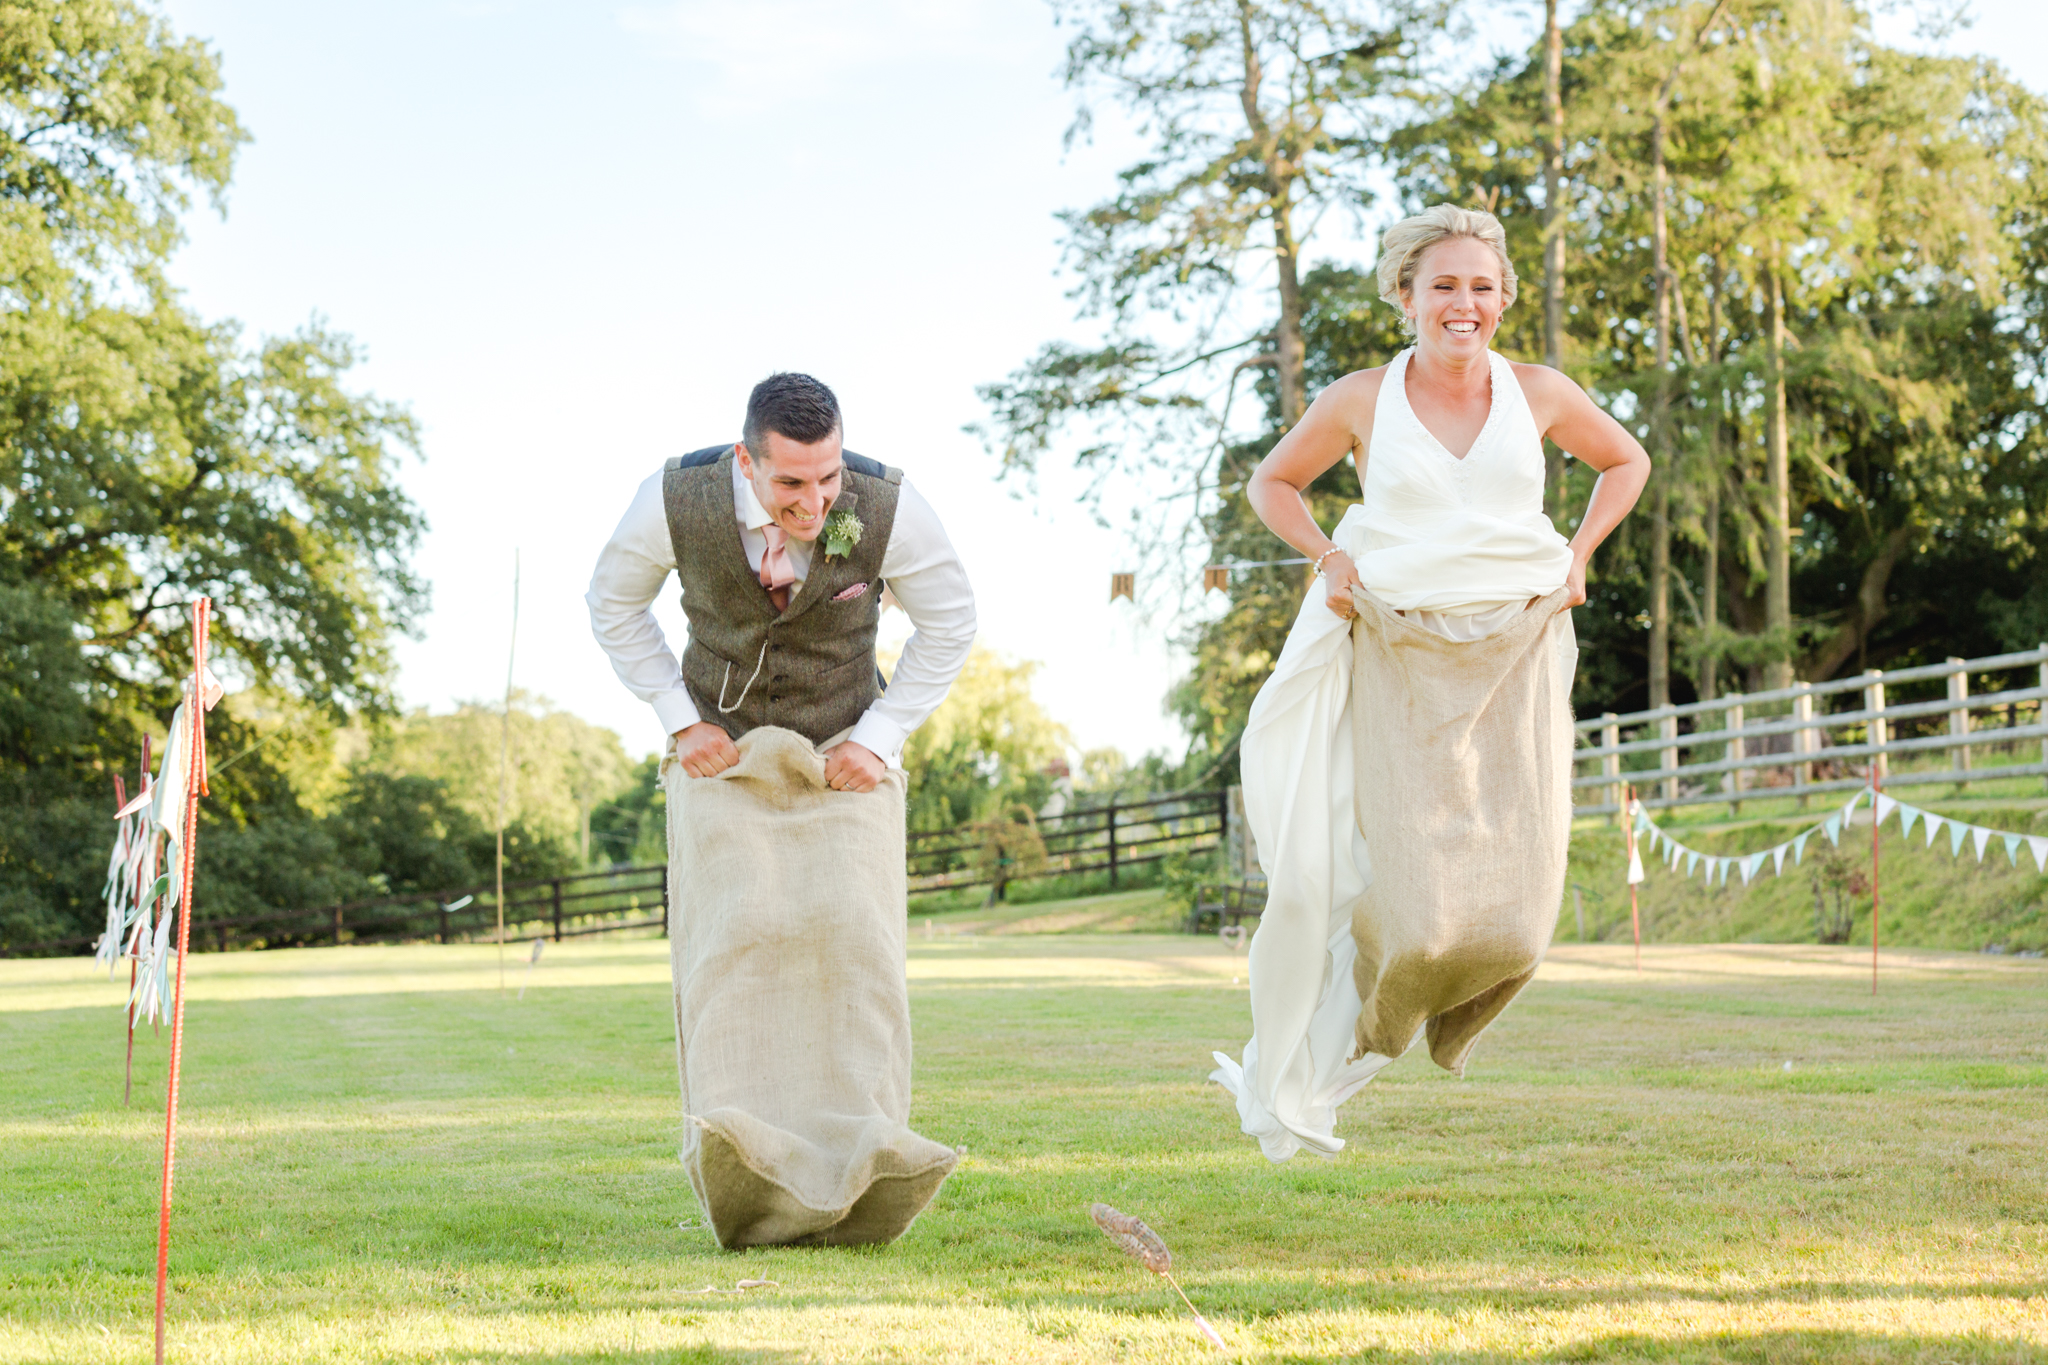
[
  {"x1": 906, "y1": 789, "x2": 1227, "y2": 894},
  {"x1": 1575, "y1": 644, "x2": 2048, "y2": 816}
]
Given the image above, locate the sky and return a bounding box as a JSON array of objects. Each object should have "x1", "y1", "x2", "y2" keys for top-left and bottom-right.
[{"x1": 158, "y1": 0, "x2": 2048, "y2": 763}]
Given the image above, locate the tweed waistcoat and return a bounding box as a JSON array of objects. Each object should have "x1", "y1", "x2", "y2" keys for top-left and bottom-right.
[{"x1": 662, "y1": 445, "x2": 903, "y2": 746}]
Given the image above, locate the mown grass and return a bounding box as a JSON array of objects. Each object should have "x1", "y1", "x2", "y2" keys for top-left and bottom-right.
[{"x1": 3, "y1": 934, "x2": 2045, "y2": 1363}]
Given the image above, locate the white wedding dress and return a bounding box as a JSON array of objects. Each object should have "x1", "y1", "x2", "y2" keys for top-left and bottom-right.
[{"x1": 1211, "y1": 348, "x2": 1576, "y2": 1162}]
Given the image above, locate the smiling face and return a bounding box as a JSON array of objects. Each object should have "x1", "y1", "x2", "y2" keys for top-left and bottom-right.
[
  {"x1": 1403, "y1": 235, "x2": 1507, "y2": 360},
  {"x1": 737, "y1": 429, "x2": 844, "y2": 543}
]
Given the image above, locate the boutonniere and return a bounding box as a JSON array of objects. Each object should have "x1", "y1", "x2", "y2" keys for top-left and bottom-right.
[{"x1": 823, "y1": 509, "x2": 864, "y2": 560}]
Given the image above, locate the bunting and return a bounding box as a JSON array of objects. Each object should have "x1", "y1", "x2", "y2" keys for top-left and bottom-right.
[
  {"x1": 1628, "y1": 784, "x2": 2048, "y2": 887},
  {"x1": 95, "y1": 666, "x2": 226, "y2": 1028}
]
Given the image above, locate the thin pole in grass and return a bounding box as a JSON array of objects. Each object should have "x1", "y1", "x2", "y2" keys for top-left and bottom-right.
[
  {"x1": 154, "y1": 598, "x2": 212, "y2": 1365},
  {"x1": 1870, "y1": 770, "x2": 1883, "y2": 996},
  {"x1": 1624, "y1": 784, "x2": 1643, "y2": 972},
  {"x1": 495, "y1": 550, "x2": 520, "y2": 993}
]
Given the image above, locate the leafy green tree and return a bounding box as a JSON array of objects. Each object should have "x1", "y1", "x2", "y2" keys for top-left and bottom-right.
[
  {"x1": 366, "y1": 693, "x2": 635, "y2": 863},
  {"x1": 1398, "y1": 0, "x2": 2048, "y2": 710},
  {"x1": 897, "y1": 646, "x2": 1071, "y2": 831},
  {"x1": 1, "y1": 2, "x2": 428, "y2": 947},
  {"x1": 975, "y1": 0, "x2": 1435, "y2": 576}
]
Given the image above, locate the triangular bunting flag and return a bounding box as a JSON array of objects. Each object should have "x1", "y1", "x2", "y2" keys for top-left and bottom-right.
[
  {"x1": 1922, "y1": 814, "x2": 1943, "y2": 848},
  {"x1": 2029, "y1": 837, "x2": 2048, "y2": 873},
  {"x1": 1773, "y1": 844, "x2": 1789, "y2": 875},
  {"x1": 1686, "y1": 850, "x2": 1701, "y2": 877},
  {"x1": 1899, "y1": 806, "x2": 1922, "y2": 838},
  {"x1": 2004, "y1": 833, "x2": 2023, "y2": 866},
  {"x1": 1627, "y1": 847, "x2": 1645, "y2": 885},
  {"x1": 1793, "y1": 831, "x2": 1812, "y2": 865},
  {"x1": 1949, "y1": 820, "x2": 1970, "y2": 857},
  {"x1": 1844, "y1": 789, "x2": 1865, "y2": 817},
  {"x1": 1972, "y1": 825, "x2": 1991, "y2": 862},
  {"x1": 1824, "y1": 814, "x2": 1843, "y2": 846},
  {"x1": 1875, "y1": 793, "x2": 1897, "y2": 825}
]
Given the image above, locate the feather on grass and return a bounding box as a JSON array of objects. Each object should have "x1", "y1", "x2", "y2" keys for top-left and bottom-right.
[{"x1": 1089, "y1": 1203, "x2": 1224, "y2": 1350}]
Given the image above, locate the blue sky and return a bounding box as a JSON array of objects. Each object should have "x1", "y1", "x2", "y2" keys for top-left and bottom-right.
[{"x1": 158, "y1": 0, "x2": 2047, "y2": 761}]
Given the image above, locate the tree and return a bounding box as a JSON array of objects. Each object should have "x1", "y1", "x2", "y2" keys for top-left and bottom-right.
[
  {"x1": 975, "y1": 0, "x2": 1432, "y2": 580},
  {"x1": 366, "y1": 693, "x2": 635, "y2": 863},
  {"x1": 1, "y1": 3, "x2": 428, "y2": 947},
  {"x1": 1165, "y1": 0, "x2": 2048, "y2": 756},
  {"x1": 896, "y1": 646, "x2": 1071, "y2": 831}
]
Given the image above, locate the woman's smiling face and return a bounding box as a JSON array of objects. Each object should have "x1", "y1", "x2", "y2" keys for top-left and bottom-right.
[{"x1": 1404, "y1": 235, "x2": 1506, "y2": 360}]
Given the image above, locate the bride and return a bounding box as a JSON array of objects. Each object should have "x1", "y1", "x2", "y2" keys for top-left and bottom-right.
[{"x1": 1210, "y1": 204, "x2": 1650, "y2": 1161}]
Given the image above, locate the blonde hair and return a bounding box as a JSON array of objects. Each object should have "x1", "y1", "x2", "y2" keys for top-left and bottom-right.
[{"x1": 1374, "y1": 204, "x2": 1519, "y2": 330}]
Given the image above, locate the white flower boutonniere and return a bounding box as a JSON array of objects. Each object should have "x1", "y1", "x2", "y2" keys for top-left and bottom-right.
[{"x1": 823, "y1": 510, "x2": 864, "y2": 560}]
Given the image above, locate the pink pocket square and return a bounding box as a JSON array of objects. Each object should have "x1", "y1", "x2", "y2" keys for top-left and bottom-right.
[{"x1": 830, "y1": 582, "x2": 871, "y2": 602}]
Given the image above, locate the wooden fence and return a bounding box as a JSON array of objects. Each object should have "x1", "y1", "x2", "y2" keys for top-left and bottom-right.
[
  {"x1": 905, "y1": 788, "x2": 1228, "y2": 894},
  {"x1": 1575, "y1": 644, "x2": 2048, "y2": 817},
  {"x1": 7, "y1": 790, "x2": 1229, "y2": 956}
]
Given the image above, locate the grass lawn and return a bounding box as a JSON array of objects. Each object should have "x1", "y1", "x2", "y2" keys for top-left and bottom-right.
[{"x1": 3, "y1": 931, "x2": 2045, "y2": 1363}]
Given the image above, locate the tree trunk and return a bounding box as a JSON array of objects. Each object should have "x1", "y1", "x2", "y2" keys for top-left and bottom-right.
[
  {"x1": 1235, "y1": 0, "x2": 1304, "y2": 427},
  {"x1": 1649, "y1": 486, "x2": 1671, "y2": 709},
  {"x1": 1701, "y1": 480, "x2": 1720, "y2": 700},
  {"x1": 1541, "y1": 0, "x2": 1567, "y2": 519},
  {"x1": 1700, "y1": 254, "x2": 1726, "y2": 702},
  {"x1": 1802, "y1": 525, "x2": 1913, "y2": 681},
  {"x1": 1764, "y1": 259, "x2": 1793, "y2": 688},
  {"x1": 1646, "y1": 115, "x2": 1673, "y2": 711},
  {"x1": 1274, "y1": 207, "x2": 1306, "y2": 427}
]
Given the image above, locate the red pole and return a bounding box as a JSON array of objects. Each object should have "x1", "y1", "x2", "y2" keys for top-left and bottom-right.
[
  {"x1": 1625, "y1": 785, "x2": 1641, "y2": 973},
  {"x1": 154, "y1": 599, "x2": 210, "y2": 1365}
]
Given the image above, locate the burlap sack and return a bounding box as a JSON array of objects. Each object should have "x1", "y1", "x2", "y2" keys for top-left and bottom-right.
[
  {"x1": 1349, "y1": 588, "x2": 1575, "y2": 1073},
  {"x1": 664, "y1": 726, "x2": 957, "y2": 1248}
]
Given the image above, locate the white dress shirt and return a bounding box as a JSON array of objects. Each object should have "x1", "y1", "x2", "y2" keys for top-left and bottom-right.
[{"x1": 586, "y1": 455, "x2": 976, "y2": 767}]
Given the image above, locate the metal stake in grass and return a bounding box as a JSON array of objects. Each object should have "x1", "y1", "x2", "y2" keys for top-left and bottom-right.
[
  {"x1": 1089, "y1": 1203, "x2": 1224, "y2": 1350},
  {"x1": 517, "y1": 938, "x2": 545, "y2": 1001}
]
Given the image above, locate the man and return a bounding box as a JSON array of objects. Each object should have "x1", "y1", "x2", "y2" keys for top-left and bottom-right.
[{"x1": 587, "y1": 372, "x2": 975, "y2": 1246}]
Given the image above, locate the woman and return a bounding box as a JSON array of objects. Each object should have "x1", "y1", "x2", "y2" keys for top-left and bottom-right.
[{"x1": 1210, "y1": 204, "x2": 1649, "y2": 1162}]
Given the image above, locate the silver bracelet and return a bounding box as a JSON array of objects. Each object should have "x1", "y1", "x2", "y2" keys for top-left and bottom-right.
[{"x1": 1312, "y1": 546, "x2": 1343, "y2": 577}]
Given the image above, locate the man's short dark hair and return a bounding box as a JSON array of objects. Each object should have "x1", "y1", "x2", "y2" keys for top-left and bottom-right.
[{"x1": 743, "y1": 372, "x2": 841, "y2": 456}]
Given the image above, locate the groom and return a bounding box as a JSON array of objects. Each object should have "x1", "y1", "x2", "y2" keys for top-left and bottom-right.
[{"x1": 587, "y1": 372, "x2": 976, "y2": 1246}]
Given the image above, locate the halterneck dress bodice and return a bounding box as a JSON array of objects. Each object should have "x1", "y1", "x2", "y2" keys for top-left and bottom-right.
[{"x1": 1343, "y1": 348, "x2": 1572, "y2": 635}]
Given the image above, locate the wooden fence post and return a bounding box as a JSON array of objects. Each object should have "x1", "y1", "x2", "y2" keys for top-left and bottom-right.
[
  {"x1": 333, "y1": 904, "x2": 343, "y2": 946},
  {"x1": 1793, "y1": 683, "x2": 1814, "y2": 808},
  {"x1": 552, "y1": 878, "x2": 564, "y2": 942},
  {"x1": 1217, "y1": 787, "x2": 1229, "y2": 867},
  {"x1": 1602, "y1": 713, "x2": 1621, "y2": 824},
  {"x1": 1727, "y1": 703, "x2": 1745, "y2": 816},
  {"x1": 1863, "y1": 670, "x2": 1887, "y2": 783},
  {"x1": 1947, "y1": 657, "x2": 1971, "y2": 790},
  {"x1": 1659, "y1": 713, "x2": 1679, "y2": 804},
  {"x1": 1106, "y1": 799, "x2": 1119, "y2": 889}
]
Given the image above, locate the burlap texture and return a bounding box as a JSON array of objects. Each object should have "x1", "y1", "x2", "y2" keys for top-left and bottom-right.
[
  {"x1": 1348, "y1": 588, "x2": 1574, "y2": 1074},
  {"x1": 665, "y1": 726, "x2": 956, "y2": 1248}
]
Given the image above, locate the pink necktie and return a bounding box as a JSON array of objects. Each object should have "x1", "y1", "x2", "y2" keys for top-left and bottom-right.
[{"x1": 759, "y1": 525, "x2": 796, "y2": 612}]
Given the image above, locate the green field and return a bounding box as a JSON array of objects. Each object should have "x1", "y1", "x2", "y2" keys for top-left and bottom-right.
[{"x1": 4, "y1": 917, "x2": 2046, "y2": 1363}]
